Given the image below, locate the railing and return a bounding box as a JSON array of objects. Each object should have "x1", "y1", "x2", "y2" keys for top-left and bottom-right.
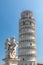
[
  {"x1": 19, "y1": 25, "x2": 35, "y2": 32},
  {"x1": 19, "y1": 18, "x2": 35, "y2": 25},
  {"x1": 19, "y1": 39, "x2": 36, "y2": 43},
  {"x1": 18, "y1": 54, "x2": 36, "y2": 57},
  {"x1": 18, "y1": 46, "x2": 36, "y2": 50},
  {"x1": 19, "y1": 29, "x2": 35, "y2": 35}
]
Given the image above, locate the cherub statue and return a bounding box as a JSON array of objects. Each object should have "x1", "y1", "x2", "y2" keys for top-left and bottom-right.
[{"x1": 5, "y1": 37, "x2": 17, "y2": 59}]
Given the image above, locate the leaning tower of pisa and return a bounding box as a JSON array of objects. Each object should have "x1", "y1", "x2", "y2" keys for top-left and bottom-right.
[{"x1": 18, "y1": 11, "x2": 37, "y2": 65}]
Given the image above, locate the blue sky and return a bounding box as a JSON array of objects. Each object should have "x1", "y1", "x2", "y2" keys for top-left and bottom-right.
[{"x1": 0, "y1": 0, "x2": 43, "y2": 64}]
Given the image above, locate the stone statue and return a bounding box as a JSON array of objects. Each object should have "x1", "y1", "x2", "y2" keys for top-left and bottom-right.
[{"x1": 5, "y1": 37, "x2": 17, "y2": 59}]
